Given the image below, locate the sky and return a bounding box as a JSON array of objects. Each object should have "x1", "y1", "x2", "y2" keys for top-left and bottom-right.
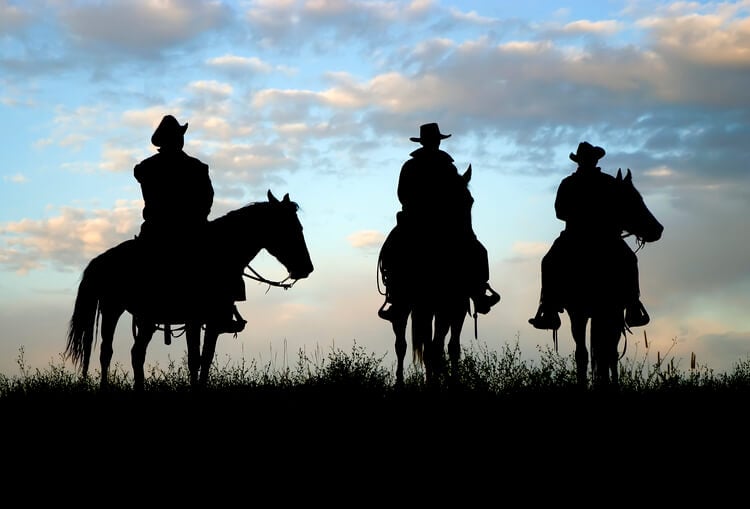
[{"x1": 1, "y1": 0, "x2": 749, "y2": 380}]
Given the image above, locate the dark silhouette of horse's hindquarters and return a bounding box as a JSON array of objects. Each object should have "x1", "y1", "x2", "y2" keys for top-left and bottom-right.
[
  {"x1": 560, "y1": 169, "x2": 663, "y2": 387},
  {"x1": 65, "y1": 191, "x2": 313, "y2": 391},
  {"x1": 379, "y1": 165, "x2": 496, "y2": 386}
]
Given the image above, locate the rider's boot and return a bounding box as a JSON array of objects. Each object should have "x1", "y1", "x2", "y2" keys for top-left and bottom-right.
[
  {"x1": 378, "y1": 299, "x2": 406, "y2": 322},
  {"x1": 216, "y1": 304, "x2": 247, "y2": 334},
  {"x1": 471, "y1": 282, "x2": 500, "y2": 315},
  {"x1": 625, "y1": 299, "x2": 650, "y2": 328},
  {"x1": 528, "y1": 303, "x2": 561, "y2": 330}
]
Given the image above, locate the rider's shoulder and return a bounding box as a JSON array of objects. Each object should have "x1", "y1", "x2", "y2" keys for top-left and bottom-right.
[
  {"x1": 133, "y1": 153, "x2": 161, "y2": 179},
  {"x1": 178, "y1": 151, "x2": 209, "y2": 171},
  {"x1": 408, "y1": 147, "x2": 454, "y2": 163}
]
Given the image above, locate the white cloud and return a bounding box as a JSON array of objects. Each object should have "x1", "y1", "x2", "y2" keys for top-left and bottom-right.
[
  {"x1": 0, "y1": 204, "x2": 141, "y2": 274},
  {"x1": 348, "y1": 230, "x2": 385, "y2": 249},
  {"x1": 3, "y1": 173, "x2": 28, "y2": 184},
  {"x1": 59, "y1": 0, "x2": 232, "y2": 54},
  {"x1": 561, "y1": 19, "x2": 621, "y2": 35},
  {"x1": 206, "y1": 54, "x2": 274, "y2": 73},
  {"x1": 188, "y1": 80, "x2": 234, "y2": 98},
  {"x1": 0, "y1": 0, "x2": 31, "y2": 33}
]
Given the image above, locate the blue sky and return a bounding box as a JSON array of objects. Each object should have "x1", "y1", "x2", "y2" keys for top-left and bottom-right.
[{"x1": 2, "y1": 0, "x2": 750, "y2": 378}]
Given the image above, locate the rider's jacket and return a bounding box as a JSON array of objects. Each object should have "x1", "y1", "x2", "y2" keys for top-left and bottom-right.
[
  {"x1": 134, "y1": 148, "x2": 213, "y2": 239},
  {"x1": 397, "y1": 147, "x2": 472, "y2": 240},
  {"x1": 555, "y1": 165, "x2": 621, "y2": 242}
]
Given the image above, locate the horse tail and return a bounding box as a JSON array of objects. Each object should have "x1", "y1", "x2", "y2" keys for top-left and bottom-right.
[
  {"x1": 64, "y1": 256, "x2": 103, "y2": 371},
  {"x1": 412, "y1": 336, "x2": 424, "y2": 366}
]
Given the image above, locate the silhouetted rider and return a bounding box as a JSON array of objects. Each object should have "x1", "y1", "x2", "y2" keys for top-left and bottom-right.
[
  {"x1": 134, "y1": 114, "x2": 244, "y2": 334},
  {"x1": 529, "y1": 141, "x2": 646, "y2": 330},
  {"x1": 380, "y1": 122, "x2": 499, "y2": 320}
]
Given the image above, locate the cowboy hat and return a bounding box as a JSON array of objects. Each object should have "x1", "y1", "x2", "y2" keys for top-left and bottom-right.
[
  {"x1": 151, "y1": 114, "x2": 188, "y2": 147},
  {"x1": 569, "y1": 141, "x2": 605, "y2": 164},
  {"x1": 410, "y1": 122, "x2": 451, "y2": 143}
]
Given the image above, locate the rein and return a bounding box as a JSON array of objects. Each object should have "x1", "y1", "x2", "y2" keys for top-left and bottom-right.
[
  {"x1": 243, "y1": 263, "x2": 295, "y2": 290},
  {"x1": 137, "y1": 263, "x2": 295, "y2": 346},
  {"x1": 621, "y1": 232, "x2": 645, "y2": 253}
]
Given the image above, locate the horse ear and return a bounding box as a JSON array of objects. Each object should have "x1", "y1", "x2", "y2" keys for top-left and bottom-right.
[
  {"x1": 625, "y1": 168, "x2": 632, "y2": 182},
  {"x1": 268, "y1": 190, "x2": 279, "y2": 203},
  {"x1": 463, "y1": 164, "x2": 472, "y2": 183},
  {"x1": 616, "y1": 168, "x2": 623, "y2": 181},
  {"x1": 282, "y1": 193, "x2": 290, "y2": 203}
]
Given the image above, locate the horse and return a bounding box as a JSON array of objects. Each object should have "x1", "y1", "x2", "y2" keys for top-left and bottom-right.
[
  {"x1": 64, "y1": 190, "x2": 314, "y2": 391},
  {"x1": 556, "y1": 168, "x2": 663, "y2": 387},
  {"x1": 378, "y1": 165, "x2": 487, "y2": 386}
]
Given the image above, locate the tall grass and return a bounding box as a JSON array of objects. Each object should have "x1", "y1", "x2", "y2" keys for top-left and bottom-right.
[{"x1": 2, "y1": 336, "x2": 749, "y2": 400}]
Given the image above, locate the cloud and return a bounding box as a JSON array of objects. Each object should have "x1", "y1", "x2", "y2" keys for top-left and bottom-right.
[
  {"x1": 0, "y1": 0, "x2": 31, "y2": 34},
  {"x1": 244, "y1": 0, "x2": 433, "y2": 51},
  {"x1": 507, "y1": 241, "x2": 549, "y2": 262},
  {"x1": 348, "y1": 230, "x2": 385, "y2": 249},
  {"x1": 639, "y1": 3, "x2": 750, "y2": 66},
  {"x1": 0, "y1": 204, "x2": 141, "y2": 274},
  {"x1": 3, "y1": 173, "x2": 28, "y2": 184},
  {"x1": 188, "y1": 80, "x2": 234, "y2": 98},
  {"x1": 206, "y1": 54, "x2": 274, "y2": 74},
  {"x1": 58, "y1": 0, "x2": 233, "y2": 55}
]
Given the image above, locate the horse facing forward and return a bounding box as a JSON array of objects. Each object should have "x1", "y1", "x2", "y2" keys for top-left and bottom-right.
[
  {"x1": 559, "y1": 168, "x2": 663, "y2": 387},
  {"x1": 65, "y1": 190, "x2": 314, "y2": 391},
  {"x1": 378, "y1": 165, "x2": 491, "y2": 386}
]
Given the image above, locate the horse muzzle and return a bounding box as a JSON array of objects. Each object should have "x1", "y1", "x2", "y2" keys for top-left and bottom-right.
[{"x1": 289, "y1": 266, "x2": 313, "y2": 281}]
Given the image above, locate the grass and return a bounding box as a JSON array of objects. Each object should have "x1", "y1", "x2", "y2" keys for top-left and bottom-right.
[
  {"x1": 3, "y1": 336, "x2": 749, "y2": 481},
  {"x1": 2, "y1": 335, "x2": 749, "y2": 401}
]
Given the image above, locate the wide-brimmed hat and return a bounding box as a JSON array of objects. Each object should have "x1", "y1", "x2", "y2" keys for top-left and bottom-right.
[
  {"x1": 151, "y1": 114, "x2": 188, "y2": 147},
  {"x1": 569, "y1": 141, "x2": 605, "y2": 164},
  {"x1": 410, "y1": 122, "x2": 451, "y2": 143}
]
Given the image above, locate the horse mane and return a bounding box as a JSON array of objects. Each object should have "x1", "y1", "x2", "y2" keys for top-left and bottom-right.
[{"x1": 210, "y1": 199, "x2": 301, "y2": 233}]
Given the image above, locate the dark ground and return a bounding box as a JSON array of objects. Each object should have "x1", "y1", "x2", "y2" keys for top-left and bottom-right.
[{"x1": 2, "y1": 387, "x2": 746, "y2": 503}]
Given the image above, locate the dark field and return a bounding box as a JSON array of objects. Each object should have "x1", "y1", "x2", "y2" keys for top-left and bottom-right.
[{"x1": 2, "y1": 341, "x2": 748, "y2": 502}]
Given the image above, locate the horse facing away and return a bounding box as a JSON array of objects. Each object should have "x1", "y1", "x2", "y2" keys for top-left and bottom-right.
[
  {"x1": 378, "y1": 165, "x2": 483, "y2": 386},
  {"x1": 65, "y1": 190, "x2": 314, "y2": 391},
  {"x1": 560, "y1": 168, "x2": 663, "y2": 387}
]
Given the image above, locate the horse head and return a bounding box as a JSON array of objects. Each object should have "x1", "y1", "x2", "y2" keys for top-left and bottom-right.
[
  {"x1": 616, "y1": 168, "x2": 663, "y2": 244},
  {"x1": 462, "y1": 164, "x2": 472, "y2": 184},
  {"x1": 265, "y1": 190, "x2": 314, "y2": 281},
  {"x1": 459, "y1": 164, "x2": 475, "y2": 224}
]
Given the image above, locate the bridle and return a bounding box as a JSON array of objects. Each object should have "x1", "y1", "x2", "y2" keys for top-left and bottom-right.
[
  {"x1": 243, "y1": 262, "x2": 296, "y2": 290},
  {"x1": 621, "y1": 231, "x2": 646, "y2": 253}
]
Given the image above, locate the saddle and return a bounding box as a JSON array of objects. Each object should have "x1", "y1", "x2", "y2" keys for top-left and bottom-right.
[{"x1": 130, "y1": 236, "x2": 245, "y2": 343}]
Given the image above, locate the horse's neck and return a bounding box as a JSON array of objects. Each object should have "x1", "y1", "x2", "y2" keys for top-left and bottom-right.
[
  {"x1": 215, "y1": 208, "x2": 268, "y2": 264},
  {"x1": 242, "y1": 245, "x2": 264, "y2": 266}
]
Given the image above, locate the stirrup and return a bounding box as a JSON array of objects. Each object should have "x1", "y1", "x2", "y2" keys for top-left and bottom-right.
[
  {"x1": 625, "y1": 300, "x2": 650, "y2": 328},
  {"x1": 528, "y1": 309, "x2": 561, "y2": 331},
  {"x1": 472, "y1": 285, "x2": 501, "y2": 315},
  {"x1": 378, "y1": 300, "x2": 394, "y2": 321}
]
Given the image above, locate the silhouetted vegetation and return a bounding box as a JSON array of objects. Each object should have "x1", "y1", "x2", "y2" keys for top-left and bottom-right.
[{"x1": 3, "y1": 338, "x2": 749, "y2": 402}]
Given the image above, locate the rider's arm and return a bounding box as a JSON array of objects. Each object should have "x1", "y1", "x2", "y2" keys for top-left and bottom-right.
[
  {"x1": 554, "y1": 178, "x2": 570, "y2": 222},
  {"x1": 200, "y1": 163, "x2": 214, "y2": 218}
]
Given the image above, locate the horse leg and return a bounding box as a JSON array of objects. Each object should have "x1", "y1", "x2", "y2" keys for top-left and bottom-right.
[
  {"x1": 591, "y1": 308, "x2": 624, "y2": 388},
  {"x1": 391, "y1": 308, "x2": 410, "y2": 388},
  {"x1": 411, "y1": 307, "x2": 433, "y2": 384},
  {"x1": 607, "y1": 314, "x2": 623, "y2": 387},
  {"x1": 131, "y1": 318, "x2": 155, "y2": 392},
  {"x1": 431, "y1": 308, "x2": 452, "y2": 384},
  {"x1": 198, "y1": 325, "x2": 221, "y2": 387},
  {"x1": 568, "y1": 309, "x2": 590, "y2": 387},
  {"x1": 446, "y1": 303, "x2": 467, "y2": 385},
  {"x1": 184, "y1": 322, "x2": 202, "y2": 387},
  {"x1": 98, "y1": 302, "x2": 124, "y2": 389}
]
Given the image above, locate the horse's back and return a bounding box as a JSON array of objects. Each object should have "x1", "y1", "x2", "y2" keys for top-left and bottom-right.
[{"x1": 87, "y1": 237, "x2": 218, "y2": 323}]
